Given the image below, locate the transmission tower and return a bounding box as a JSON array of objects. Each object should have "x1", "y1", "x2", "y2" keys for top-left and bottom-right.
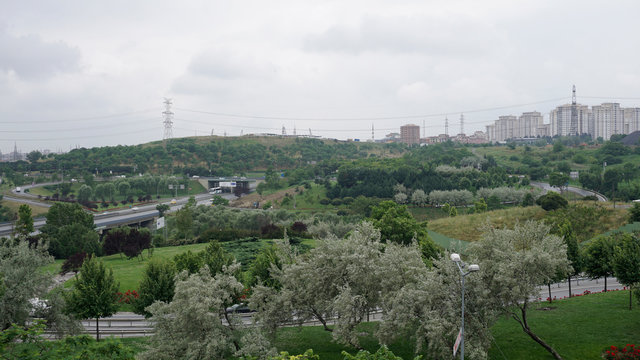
[
  {"x1": 293, "y1": 124, "x2": 297, "y2": 136},
  {"x1": 445, "y1": 117, "x2": 449, "y2": 137},
  {"x1": 282, "y1": 125, "x2": 286, "y2": 136},
  {"x1": 570, "y1": 84, "x2": 578, "y2": 136},
  {"x1": 460, "y1": 113, "x2": 465, "y2": 135},
  {"x1": 372, "y1": 123, "x2": 375, "y2": 141},
  {"x1": 162, "y1": 98, "x2": 174, "y2": 145}
]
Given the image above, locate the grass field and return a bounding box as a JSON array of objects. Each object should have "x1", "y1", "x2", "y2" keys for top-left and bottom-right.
[
  {"x1": 0, "y1": 199, "x2": 49, "y2": 217},
  {"x1": 122, "y1": 290, "x2": 640, "y2": 359},
  {"x1": 428, "y1": 206, "x2": 547, "y2": 242}
]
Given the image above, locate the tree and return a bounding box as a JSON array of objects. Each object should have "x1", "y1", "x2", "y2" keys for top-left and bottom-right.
[
  {"x1": 378, "y1": 251, "x2": 494, "y2": 359},
  {"x1": 369, "y1": 200, "x2": 431, "y2": 246},
  {"x1": 536, "y1": 192, "x2": 568, "y2": 211},
  {"x1": 173, "y1": 250, "x2": 203, "y2": 274},
  {"x1": 583, "y1": 235, "x2": 617, "y2": 291},
  {"x1": 0, "y1": 239, "x2": 53, "y2": 330},
  {"x1": 156, "y1": 203, "x2": 170, "y2": 217},
  {"x1": 252, "y1": 223, "x2": 427, "y2": 348},
  {"x1": 117, "y1": 181, "x2": 130, "y2": 197},
  {"x1": 65, "y1": 256, "x2": 119, "y2": 341},
  {"x1": 139, "y1": 264, "x2": 275, "y2": 360},
  {"x1": 211, "y1": 195, "x2": 229, "y2": 206},
  {"x1": 612, "y1": 233, "x2": 640, "y2": 310},
  {"x1": 26, "y1": 150, "x2": 42, "y2": 163},
  {"x1": 48, "y1": 223, "x2": 101, "y2": 259},
  {"x1": 175, "y1": 207, "x2": 193, "y2": 241},
  {"x1": 15, "y1": 204, "x2": 34, "y2": 238},
  {"x1": 628, "y1": 202, "x2": 640, "y2": 223},
  {"x1": 77, "y1": 184, "x2": 93, "y2": 204},
  {"x1": 474, "y1": 198, "x2": 487, "y2": 213},
  {"x1": 60, "y1": 252, "x2": 88, "y2": 275},
  {"x1": 133, "y1": 258, "x2": 176, "y2": 317},
  {"x1": 200, "y1": 240, "x2": 235, "y2": 277},
  {"x1": 554, "y1": 220, "x2": 581, "y2": 297},
  {"x1": 411, "y1": 189, "x2": 428, "y2": 207},
  {"x1": 59, "y1": 182, "x2": 73, "y2": 197},
  {"x1": 469, "y1": 221, "x2": 571, "y2": 360},
  {"x1": 548, "y1": 172, "x2": 570, "y2": 193}
]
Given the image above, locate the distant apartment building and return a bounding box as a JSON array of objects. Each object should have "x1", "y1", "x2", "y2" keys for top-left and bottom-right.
[
  {"x1": 624, "y1": 108, "x2": 640, "y2": 134},
  {"x1": 549, "y1": 104, "x2": 591, "y2": 137},
  {"x1": 519, "y1": 112, "x2": 544, "y2": 138},
  {"x1": 400, "y1": 124, "x2": 420, "y2": 145},
  {"x1": 592, "y1": 103, "x2": 624, "y2": 140}
]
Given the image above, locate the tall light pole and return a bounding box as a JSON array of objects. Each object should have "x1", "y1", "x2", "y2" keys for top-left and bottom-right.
[{"x1": 450, "y1": 253, "x2": 479, "y2": 360}]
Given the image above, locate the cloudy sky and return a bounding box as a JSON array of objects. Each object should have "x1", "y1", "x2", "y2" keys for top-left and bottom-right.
[{"x1": 1, "y1": 0, "x2": 639, "y2": 153}]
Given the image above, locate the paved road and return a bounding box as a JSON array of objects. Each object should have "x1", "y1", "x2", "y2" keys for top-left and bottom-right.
[
  {"x1": 531, "y1": 181, "x2": 607, "y2": 202},
  {"x1": 70, "y1": 276, "x2": 626, "y2": 338},
  {"x1": 0, "y1": 192, "x2": 224, "y2": 236}
]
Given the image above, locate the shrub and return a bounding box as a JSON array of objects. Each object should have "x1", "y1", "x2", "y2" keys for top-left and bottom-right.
[
  {"x1": 331, "y1": 198, "x2": 343, "y2": 206},
  {"x1": 536, "y1": 192, "x2": 569, "y2": 211},
  {"x1": 261, "y1": 224, "x2": 284, "y2": 239},
  {"x1": 60, "y1": 252, "x2": 88, "y2": 275},
  {"x1": 319, "y1": 198, "x2": 330, "y2": 205}
]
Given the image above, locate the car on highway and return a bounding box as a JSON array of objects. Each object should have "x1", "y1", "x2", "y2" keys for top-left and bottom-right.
[
  {"x1": 170, "y1": 199, "x2": 177, "y2": 204},
  {"x1": 131, "y1": 206, "x2": 140, "y2": 211}
]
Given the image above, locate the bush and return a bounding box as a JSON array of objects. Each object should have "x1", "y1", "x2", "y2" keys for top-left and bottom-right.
[
  {"x1": 331, "y1": 198, "x2": 343, "y2": 206},
  {"x1": 319, "y1": 198, "x2": 330, "y2": 205},
  {"x1": 261, "y1": 223, "x2": 284, "y2": 239},
  {"x1": 604, "y1": 344, "x2": 640, "y2": 359},
  {"x1": 198, "y1": 228, "x2": 259, "y2": 243},
  {"x1": 536, "y1": 192, "x2": 569, "y2": 211}
]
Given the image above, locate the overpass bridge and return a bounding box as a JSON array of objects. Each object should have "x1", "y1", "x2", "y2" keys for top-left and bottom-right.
[{"x1": 0, "y1": 194, "x2": 215, "y2": 237}]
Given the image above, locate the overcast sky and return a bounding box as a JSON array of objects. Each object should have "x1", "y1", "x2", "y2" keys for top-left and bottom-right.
[{"x1": 1, "y1": 0, "x2": 639, "y2": 153}]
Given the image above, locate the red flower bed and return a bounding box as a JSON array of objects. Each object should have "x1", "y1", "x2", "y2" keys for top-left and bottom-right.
[
  {"x1": 116, "y1": 289, "x2": 139, "y2": 304},
  {"x1": 604, "y1": 344, "x2": 640, "y2": 359}
]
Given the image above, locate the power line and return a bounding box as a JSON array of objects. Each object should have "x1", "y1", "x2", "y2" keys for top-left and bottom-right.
[
  {"x1": 173, "y1": 97, "x2": 568, "y2": 122},
  {"x1": 1, "y1": 108, "x2": 157, "y2": 124},
  {"x1": 0, "y1": 117, "x2": 158, "y2": 133},
  {"x1": 0, "y1": 126, "x2": 158, "y2": 142}
]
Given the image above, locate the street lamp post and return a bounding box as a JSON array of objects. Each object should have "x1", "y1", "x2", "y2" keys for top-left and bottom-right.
[{"x1": 450, "y1": 253, "x2": 479, "y2": 360}]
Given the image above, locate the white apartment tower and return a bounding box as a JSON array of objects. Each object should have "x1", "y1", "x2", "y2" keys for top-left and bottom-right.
[
  {"x1": 623, "y1": 108, "x2": 640, "y2": 134},
  {"x1": 519, "y1": 111, "x2": 544, "y2": 138},
  {"x1": 592, "y1": 103, "x2": 624, "y2": 140},
  {"x1": 549, "y1": 104, "x2": 590, "y2": 137}
]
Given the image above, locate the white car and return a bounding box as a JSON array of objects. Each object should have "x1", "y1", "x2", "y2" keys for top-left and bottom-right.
[{"x1": 131, "y1": 206, "x2": 140, "y2": 211}]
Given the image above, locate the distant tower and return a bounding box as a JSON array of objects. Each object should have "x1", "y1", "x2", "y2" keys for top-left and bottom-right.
[
  {"x1": 12, "y1": 142, "x2": 18, "y2": 161},
  {"x1": 309, "y1": 128, "x2": 313, "y2": 136},
  {"x1": 282, "y1": 126, "x2": 287, "y2": 136},
  {"x1": 372, "y1": 123, "x2": 375, "y2": 141},
  {"x1": 162, "y1": 98, "x2": 174, "y2": 145},
  {"x1": 445, "y1": 117, "x2": 449, "y2": 137},
  {"x1": 570, "y1": 85, "x2": 578, "y2": 136},
  {"x1": 460, "y1": 114, "x2": 465, "y2": 135},
  {"x1": 293, "y1": 123, "x2": 297, "y2": 136}
]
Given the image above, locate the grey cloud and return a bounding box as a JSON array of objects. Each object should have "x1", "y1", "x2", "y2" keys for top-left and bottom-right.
[
  {"x1": 303, "y1": 15, "x2": 497, "y2": 56},
  {"x1": 0, "y1": 27, "x2": 81, "y2": 80}
]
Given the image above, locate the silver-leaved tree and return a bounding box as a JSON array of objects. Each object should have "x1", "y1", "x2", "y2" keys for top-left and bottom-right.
[
  {"x1": 140, "y1": 263, "x2": 275, "y2": 360},
  {"x1": 469, "y1": 221, "x2": 571, "y2": 360}
]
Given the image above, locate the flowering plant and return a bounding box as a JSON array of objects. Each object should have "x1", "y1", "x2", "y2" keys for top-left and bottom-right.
[
  {"x1": 604, "y1": 344, "x2": 640, "y2": 359},
  {"x1": 116, "y1": 289, "x2": 139, "y2": 304}
]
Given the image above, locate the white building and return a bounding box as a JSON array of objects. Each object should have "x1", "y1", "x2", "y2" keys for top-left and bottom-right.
[
  {"x1": 549, "y1": 104, "x2": 590, "y2": 137},
  {"x1": 592, "y1": 103, "x2": 624, "y2": 140}
]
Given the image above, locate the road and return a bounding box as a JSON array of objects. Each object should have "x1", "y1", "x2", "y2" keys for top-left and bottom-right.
[
  {"x1": 0, "y1": 192, "x2": 233, "y2": 236},
  {"x1": 530, "y1": 181, "x2": 607, "y2": 202},
  {"x1": 68, "y1": 276, "x2": 625, "y2": 338}
]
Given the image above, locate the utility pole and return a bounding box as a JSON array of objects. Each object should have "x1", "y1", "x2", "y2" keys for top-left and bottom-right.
[
  {"x1": 570, "y1": 85, "x2": 578, "y2": 136},
  {"x1": 162, "y1": 98, "x2": 174, "y2": 147}
]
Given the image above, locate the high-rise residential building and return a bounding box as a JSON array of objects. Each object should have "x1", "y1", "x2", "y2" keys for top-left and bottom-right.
[
  {"x1": 549, "y1": 104, "x2": 590, "y2": 137},
  {"x1": 519, "y1": 111, "x2": 544, "y2": 138},
  {"x1": 624, "y1": 108, "x2": 640, "y2": 134},
  {"x1": 592, "y1": 103, "x2": 624, "y2": 140},
  {"x1": 400, "y1": 124, "x2": 420, "y2": 145}
]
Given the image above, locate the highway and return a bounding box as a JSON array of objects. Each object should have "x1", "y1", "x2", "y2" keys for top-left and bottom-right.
[
  {"x1": 0, "y1": 192, "x2": 225, "y2": 237},
  {"x1": 67, "y1": 276, "x2": 626, "y2": 339},
  {"x1": 530, "y1": 181, "x2": 607, "y2": 202}
]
